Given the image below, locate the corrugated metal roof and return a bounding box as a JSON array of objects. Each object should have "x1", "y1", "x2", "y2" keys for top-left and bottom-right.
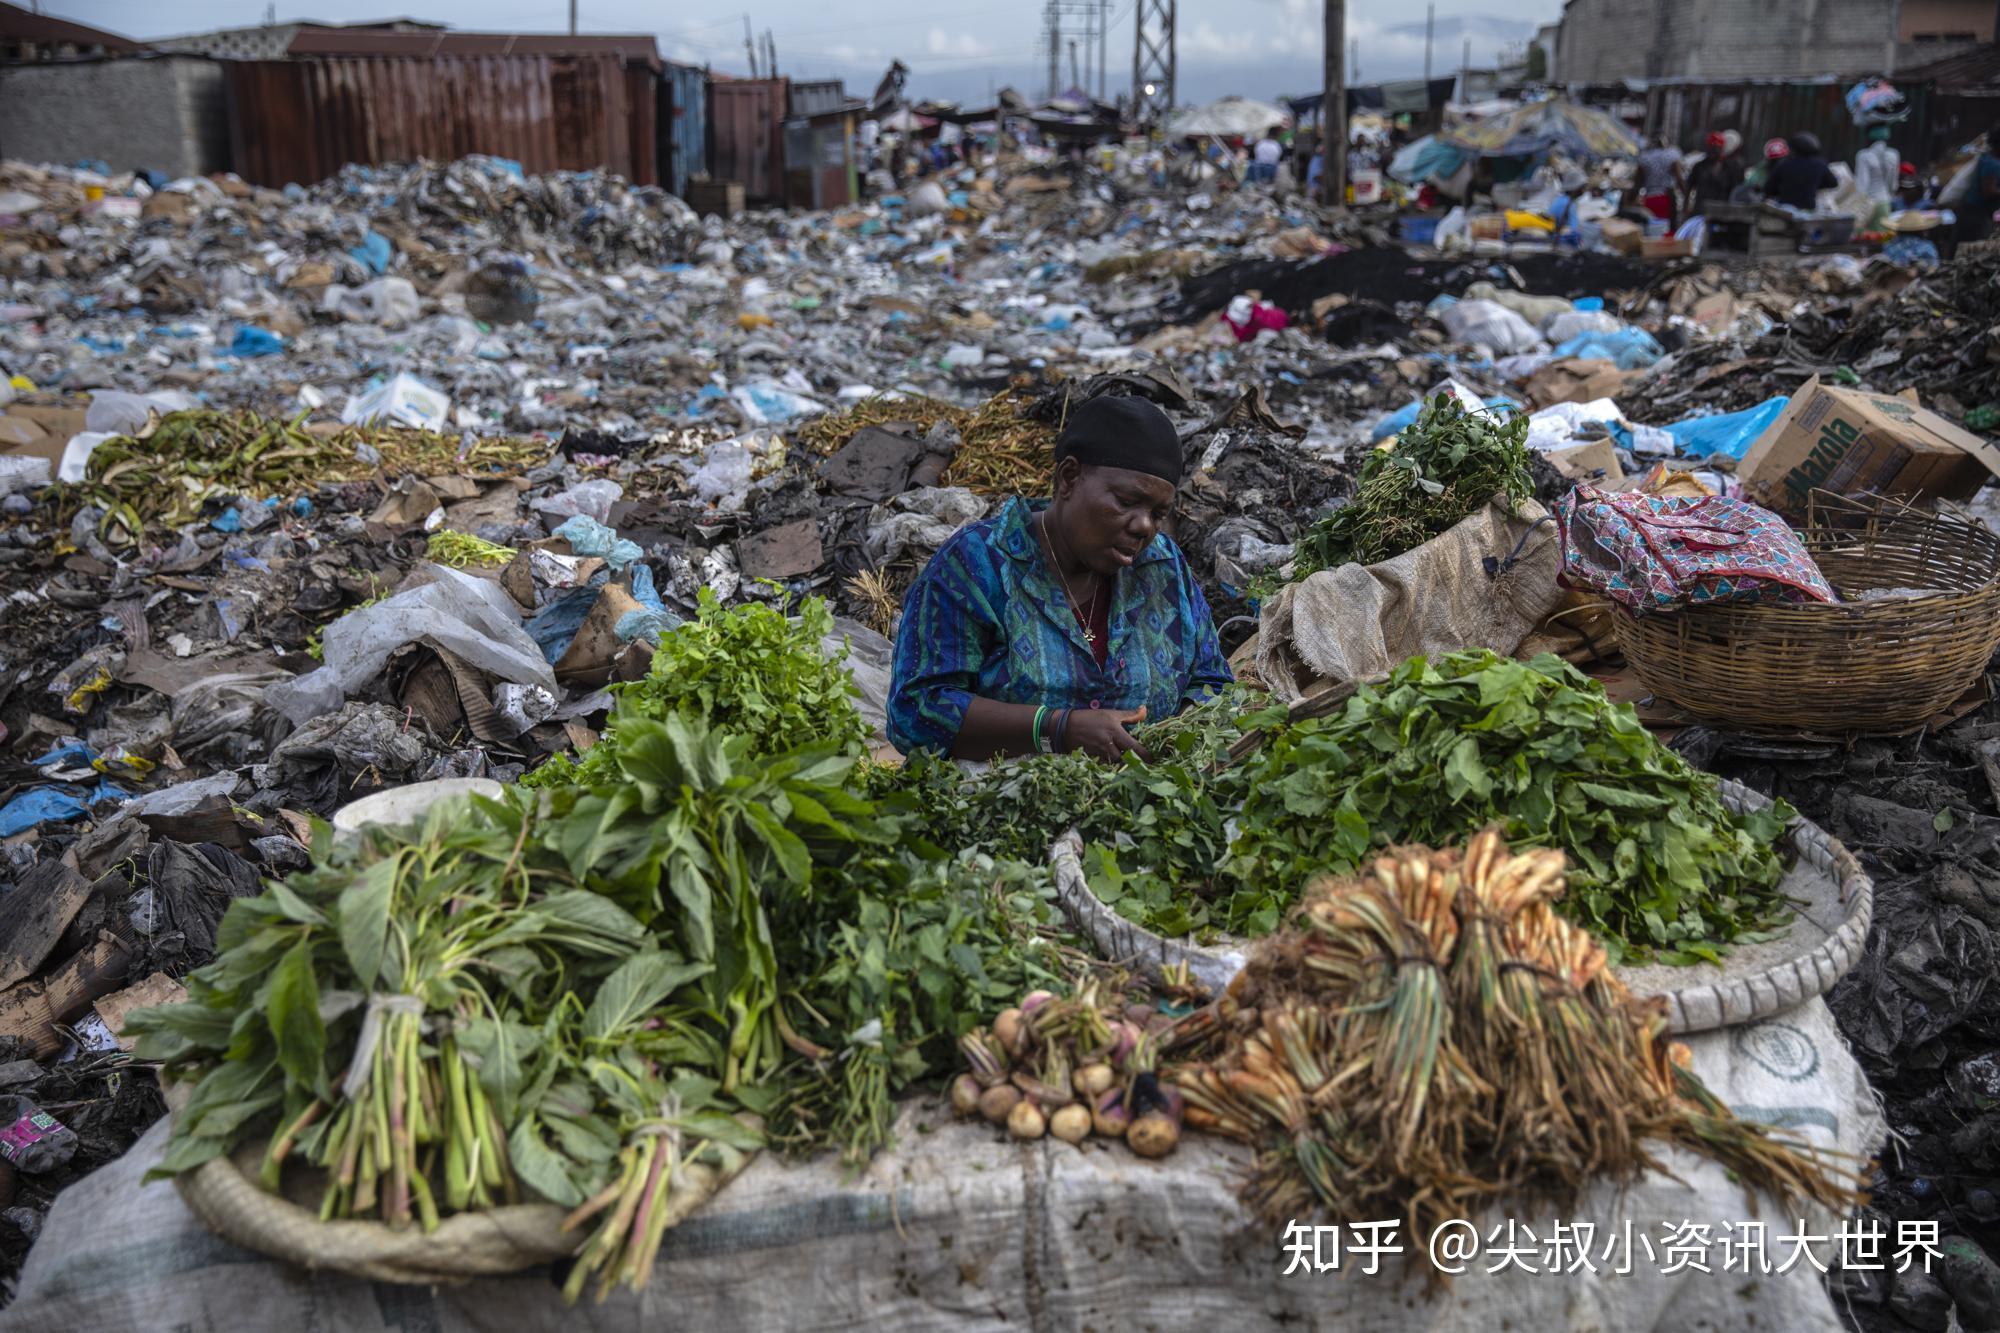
[
  {"x1": 0, "y1": 0, "x2": 146, "y2": 51},
  {"x1": 283, "y1": 27, "x2": 661, "y2": 69},
  {"x1": 1899, "y1": 43, "x2": 2000, "y2": 88}
]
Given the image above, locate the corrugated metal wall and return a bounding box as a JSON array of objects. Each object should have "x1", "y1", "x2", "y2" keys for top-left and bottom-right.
[
  {"x1": 662, "y1": 61, "x2": 707, "y2": 199},
  {"x1": 227, "y1": 54, "x2": 655, "y2": 188},
  {"x1": 709, "y1": 77, "x2": 788, "y2": 205},
  {"x1": 1645, "y1": 80, "x2": 1936, "y2": 169}
]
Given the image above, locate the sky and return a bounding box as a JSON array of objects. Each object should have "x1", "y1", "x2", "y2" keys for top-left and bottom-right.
[{"x1": 44, "y1": 0, "x2": 1558, "y2": 105}]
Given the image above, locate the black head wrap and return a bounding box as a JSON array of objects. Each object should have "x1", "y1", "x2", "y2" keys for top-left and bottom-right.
[{"x1": 1053, "y1": 396, "x2": 1183, "y2": 486}]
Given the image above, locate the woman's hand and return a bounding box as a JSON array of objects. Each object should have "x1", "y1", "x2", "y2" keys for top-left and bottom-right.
[{"x1": 1063, "y1": 706, "x2": 1152, "y2": 764}]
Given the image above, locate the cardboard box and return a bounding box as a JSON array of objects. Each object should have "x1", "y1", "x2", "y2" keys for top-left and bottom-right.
[
  {"x1": 1739, "y1": 375, "x2": 2000, "y2": 516},
  {"x1": 1545, "y1": 439, "x2": 1626, "y2": 485},
  {"x1": 686, "y1": 180, "x2": 746, "y2": 218},
  {"x1": 1598, "y1": 218, "x2": 1642, "y2": 255},
  {"x1": 1641, "y1": 237, "x2": 1695, "y2": 261},
  {"x1": 1525, "y1": 357, "x2": 1633, "y2": 409},
  {"x1": 1469, "y1": 214, "x2": 1507, "y2": 240}
]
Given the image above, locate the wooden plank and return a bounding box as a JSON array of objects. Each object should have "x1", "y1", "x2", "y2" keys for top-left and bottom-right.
[
  {"x1": 0, "y1": 861, "x2": 92, "y2": 992},
  {"x1": 0, "y1": 937, "x2": 136, "y2": 1060}
]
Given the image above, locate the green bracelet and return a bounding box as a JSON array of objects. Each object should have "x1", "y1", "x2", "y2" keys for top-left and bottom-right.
[{"x1": 1031, "y1": 704, "x2": 1048, "y2": 753}]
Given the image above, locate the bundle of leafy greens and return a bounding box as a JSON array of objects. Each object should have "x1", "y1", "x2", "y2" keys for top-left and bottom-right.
[
  {"x1": 1080, "y1": 653, "x2": 1794, "y2": 965},
  {"x1": 129, "y1": 709, "x2": 1060, "y2": 1296},
  {"x1": 1269, "y1": 392, "x2": 1534, "y2": 591},
  {"x1": 523, "y1": 590, "x2": 867, "y2": 789}
]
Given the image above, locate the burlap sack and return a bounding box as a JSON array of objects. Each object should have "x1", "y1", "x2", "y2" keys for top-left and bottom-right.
[
  {"x1": 1256, "y1": 497, "x2": 1563, "y2": 700},
  {"x1": 171, "y1": 1098, "x2": 757, "y2": 1285}
]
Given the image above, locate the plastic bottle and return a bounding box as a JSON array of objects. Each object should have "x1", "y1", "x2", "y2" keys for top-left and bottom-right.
[{"x1": 0, "y1": 1096, "x2": 79, "y2": 1173}]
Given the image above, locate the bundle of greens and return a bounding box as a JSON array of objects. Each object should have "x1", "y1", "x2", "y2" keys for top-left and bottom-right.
[
  {"x1": 524, "y1": 590, "x2": 867, "y2": 789},
  {"x1": 1273, "y1": 392, "x2": 1533, "y2": 589},
  {"x1": 1221, "y1": 652, "x2": 1794, "y2": 963},
  {"x1": 1074, "y1": 653, "x2": 1793, "y2": 966},
  {"x1": 131, "y1": 709, "x2": 1061, "y2": 1294},
  {"x1": 1174, "y1": 834, "x2": 1853, "y2": 1256}
]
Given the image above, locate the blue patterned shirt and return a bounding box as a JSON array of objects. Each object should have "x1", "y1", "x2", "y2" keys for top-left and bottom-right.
[{"x1": 887, "y1": 498, "x2": 1233, "y2": 756}]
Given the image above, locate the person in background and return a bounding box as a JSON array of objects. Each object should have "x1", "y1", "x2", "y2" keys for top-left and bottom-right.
[
  {"x1": 1954, "y1": 129, "x2": 2000, "y2": 245},
  {"x1": 1686, "y1": 130, "x2": 1743, "y2": 211},
  {"x1": 887, "y1": 396, "x2": 1232, "y2": 763},
  {"x1": 1636, "y1": 134, "x2": 1683, "y2": 223},
  {"x1": 1307, "y1": 143, "x2": 1326, "y2": 195},
  {"x1": 1735, "y1": 136, "x2": 1789, "y2": 201},
  {"x1": 1853, "y1": 126, "x2": 1900, "y2": 205},
  {"x1": 1766, "y1": 131, "x2": 1838, "y2": 211},
  {"x1": 1251, "y1": 129, "x2": 1283, "y2": 184},
  {"x1": 1895, "y1": 162, "x2": 1930, "y2": 210}
]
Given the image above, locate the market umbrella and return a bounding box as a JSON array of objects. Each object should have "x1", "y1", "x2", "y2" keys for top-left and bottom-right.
[
  {"x1": 1439, "y1": 98, "x2": 1642, "y2": 160},
  {"x1": 877, "y1": 107, "x2": 938, "y2": 133},
  {"x1": 1166, "y1": 96, "x2": 1291, "y2": 139}
]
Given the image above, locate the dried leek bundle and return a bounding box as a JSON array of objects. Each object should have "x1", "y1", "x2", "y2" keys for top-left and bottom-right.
[{"x1": 1174, "y1": 831, "x2": 1855, "y2": 1258}]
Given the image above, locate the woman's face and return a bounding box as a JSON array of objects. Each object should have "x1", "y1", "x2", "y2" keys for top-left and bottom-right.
[{"x1": 1051, "y1": 460, "x2": 1175, "y2": 576}]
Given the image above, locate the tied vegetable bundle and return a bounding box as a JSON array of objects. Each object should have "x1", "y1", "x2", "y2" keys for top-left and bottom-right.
[
  {"x1": 129, "y1": 710, "x2": 1059, "y2": 1296},
  {"x1": 524, "y1": 589, "x2": 867, "y2": 790},
  {"x1": 1269, "y1": 392, "x2": 1533, "y2": 591},
  {"x1": 1173, "y1": 833, "x2": 1855, "y2": 1258}
]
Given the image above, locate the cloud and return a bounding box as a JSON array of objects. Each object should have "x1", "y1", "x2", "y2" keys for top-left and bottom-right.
[{"x1": 926, "y1": 27, "x2": 994, "y2": 57}]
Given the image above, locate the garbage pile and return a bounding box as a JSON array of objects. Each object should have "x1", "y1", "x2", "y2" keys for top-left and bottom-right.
[{"x1": 4, "y1": 148, "x2": 2000, "y2": 1328}]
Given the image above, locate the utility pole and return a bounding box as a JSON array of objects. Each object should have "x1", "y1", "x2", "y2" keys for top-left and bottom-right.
[
  {"x1": 569, "y1": 0, "x2": 577, "y2": 36},
  {"x1": 1132, "y1": 0, "x2": 1176, "y2": 121},
  {"x1": 745, "y1": 15, "x2": 758, "y2": 77},
  {"x1": 1321, "y1": 0, "x2": 1345, "y2": 204},
  {"x1": 1351, "y1": 38, "x2": 1359, "y2": 82},
  {"x1": 764, "y1": 30, "x2": 776, "y2": 78},
  {"x1": 1099, "y1": 0, "x2": 1109, "y2": 101},
  {"x1": 1424, "y1": 3, "x2": 1434, "y2": 82},
  {"x1": 1046, "y1": 1, "x2": 1061, "y2": 102},
  {"x1": 1070, "y1": 39, "x2": 1080, "y2": 91}
]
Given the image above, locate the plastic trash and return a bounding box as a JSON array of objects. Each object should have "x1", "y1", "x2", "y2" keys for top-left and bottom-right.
[
  {"x1": 348, "y1": 230, "x2": 392, "y2": 274},
  {"x1": 730, "y1": 381, "x2": 826, "y2": 426},
  {"x1": 525, "y1": 585, "x2": 605, "y2": 663},
  {"x1": 862, "y1": 487, "x2": 989, "y2": 565},
  {"x1": 492, "y1": 683, "x2": 558, "y2": 737},
  {"x1": 684, "y1": 436, "x2": 759, "y2": 510},
  {"x1": 266, "y1": 564, "x2": 558, "y2": 726},
  {"x1": 341, "y1": 372, "x2": 450, "y2": 432},
  {"x1": 0, "y1": 455, "x2": 49, "y2": 496},
  {"x1": 56, "y1": 432, "x2": 116, "y2": 484},
  {"x1": 940, "y1": 343, "x2": 986, "y2": 369},
  {"x1": 83, "y1": 388, "x2": 197, "y2": 436},
  {"x1": 1551, "y1": 326, "x2": 1664, "y2": 371},
  {"x1": 320, "y1": 277, "x2": 420, "y2": 327},
  {"x1": 0, "y1": 1096, "x2": 79, "y2": 1173},
  {"x1": 535, "y1": 478, "x2": 623, "y2": 525},
  {"x1": 1439, "y1": 299, "x2": 1546, "y2": 356},
  {"x1": 0, "y1": 787, "x2": 90, "y2": 837},
  {"x1": 229, "y1": 325, "x2": 285, "y2": 358},
  {"x1": 553, "y1": 514, "x2": 642, "y2": 570},
  {"x1": 1543, "y1": 310, "x2": 1624, "y2": 343},
  {"x1": 1664, "y1": 395, "x2": 1791, "y2": 462}
]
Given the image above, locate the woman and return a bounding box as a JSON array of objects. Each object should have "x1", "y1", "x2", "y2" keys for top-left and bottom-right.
[{"x1": 887, "y1": 396, "x2": 1233, "y2": 763}]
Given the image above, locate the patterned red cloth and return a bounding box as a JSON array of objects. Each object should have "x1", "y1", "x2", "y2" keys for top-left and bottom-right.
[{"x1": 1554, "y1": 484, "x2": 1837, "y2": 611}]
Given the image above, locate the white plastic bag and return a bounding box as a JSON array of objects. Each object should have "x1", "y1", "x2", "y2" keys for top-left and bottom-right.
[
  {"x1": 1440, "y1": 299, "x2": 1546, "y2": 356},
  {"x1": 265, "y1": 565, "x2": 557, "y2": 726}
]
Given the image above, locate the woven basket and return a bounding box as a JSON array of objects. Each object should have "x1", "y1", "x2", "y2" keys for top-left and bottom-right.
[{"x1": 1611, "y1": 492, "x2": 2000, "y2": 733}]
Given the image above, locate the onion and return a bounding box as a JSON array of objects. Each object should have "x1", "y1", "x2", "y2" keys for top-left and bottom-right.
[
  {"x1": 979, "y1": 1083, "x2": 1022, "y2": 1124},
  {"x1": 1091, "y1": 1087, "x2": 1131, "y2": 1138},
  {"x1": 1073, "y1": 1063, "x2": 1115, "y2": 1099},
  {"x1": 1124, "y1": 1003, "x2": 1154, "y2": 1026},
  {"x1": 1020, "y1": 990, "x2": 1057, "y2": 1015},
  {"x1": 1049, "y1": 1104, "x2": 1092, "y2": 1144},
  {"x1": 1105, "y1": 1021, "x2": 1140, "y2": 1068},
  {"x1": 951, "y1": 1074, "x2": 983, "y2": 1117},
  {"x1": 992, "y1": 1007, "x2": 1025, "y2": 1057},
  {"x1": 1127, "y1": 1111, "x2": 1180, "y2": 1158},
  {"x1": 1008, "y1": 1098, "x2": 1048, "y2": 1140}
]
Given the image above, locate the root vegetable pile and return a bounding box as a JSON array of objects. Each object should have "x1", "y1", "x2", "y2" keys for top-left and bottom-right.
[
  {"x1": 950, "y1": 977, "x2": 1187, "y2": 1159},
  {"x1": 1172, "y1": 832, "x2": 1855, "y2": 1257}
]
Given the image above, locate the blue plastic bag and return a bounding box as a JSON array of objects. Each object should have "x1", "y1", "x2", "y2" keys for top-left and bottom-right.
[
  {"x1": 553, "y1": 515, "x2": 643, "y2": 571},
  {"x1": 0, "y1": 787, "x2": 90, "y2": 837},
  {"x1": 1370, "y1": 393, "x2": 1521, "y2": 442},
  {"x1": 1664, "y1": 395, "x2": 1790, "y2": 462},
  {"x1": 1550, "y1": 326, "x2": 1663, "y2": 371},
  {"x1": 348, "y1": 231, "x2": 392, "y2": 275},
  {"x1": 229, "y1": 325, "x2": 284, "y2": 358}
]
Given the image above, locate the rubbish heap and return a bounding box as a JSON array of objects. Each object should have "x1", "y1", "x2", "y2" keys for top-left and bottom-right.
[{"x1": 1, "y1": 149, "x2": 1999, "y2": 1333}]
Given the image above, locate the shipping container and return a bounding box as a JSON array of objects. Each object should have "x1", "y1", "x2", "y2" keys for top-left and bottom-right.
[
  {"x1": 784, "y1": 110, "x2": 857, "y2": 210},
  {"x1": 226, "y1": 54, "x2": 656, "y2": 188},
  {"x1": 661, "y1": 61, "x2": 708, "y2": 199},
  {"x1": 709, "y1": 76, "x2": 788, "y2": 205}
]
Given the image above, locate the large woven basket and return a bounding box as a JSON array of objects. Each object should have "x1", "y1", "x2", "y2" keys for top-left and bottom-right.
[{"x1": 1611, "y1": 492, "x2": 2000, "y2": 733}]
